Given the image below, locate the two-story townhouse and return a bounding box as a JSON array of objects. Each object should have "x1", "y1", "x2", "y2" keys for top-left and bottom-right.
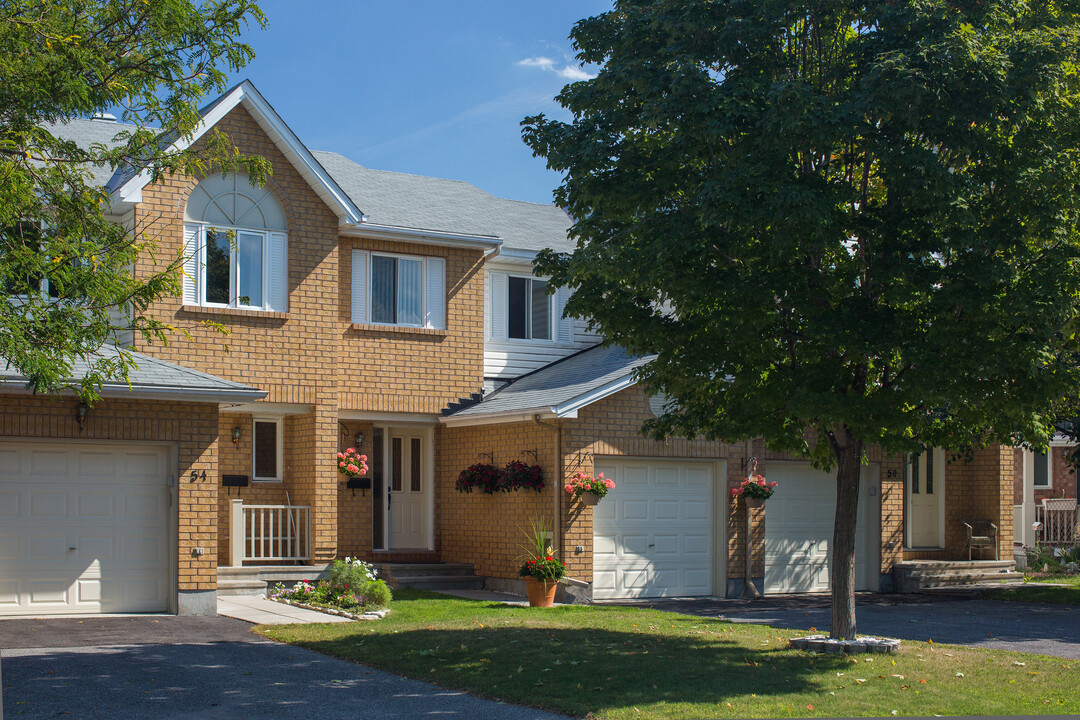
[{"x1": 0, "y1": 80, "x2": 1024, "y2": 617}]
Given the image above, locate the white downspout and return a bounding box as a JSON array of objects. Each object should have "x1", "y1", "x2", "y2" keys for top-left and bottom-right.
[{"x1": 1023, "y1": 448, "x2": 1036, "y2": 548}]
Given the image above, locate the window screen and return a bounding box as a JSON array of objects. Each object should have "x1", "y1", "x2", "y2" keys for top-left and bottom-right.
[
  {"x1": 508, "y1": 276, "x2": 528, "y2": 338},
  {"x1": 1034, "y1": 451, "x2": 1050, "y2": 487},
  {"x1": 372, "y1": 255, "x2": 396, "y2": 323}
]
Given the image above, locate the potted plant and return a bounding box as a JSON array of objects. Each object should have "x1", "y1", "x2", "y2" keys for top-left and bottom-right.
[
  {"x1": 564, "y1": 471, "x2": 615, "y2": 506},
  {"x1": 517, "y1": 518, "x2": 565, "y2": 607},
  {"x1": 731, "y1": 474, "x2": 777, "y2": 508},
  {"x1": 455, "y1": 462, "x2": 501, "y2": 494},
  {"x1": 337, "y1": 447, "x2": 369, "y2": 481},
  {"x1": 500, "y1": 460, "x2": 545, "y2": 492}
]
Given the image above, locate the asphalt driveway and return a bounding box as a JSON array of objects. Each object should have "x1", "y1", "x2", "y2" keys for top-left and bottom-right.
[
  {"x1": 0, "y1": 615, "x2": 567, "y2": 720},
  {"x1": 611, "y1": 592, "x2": 1080, "y2": 659}
]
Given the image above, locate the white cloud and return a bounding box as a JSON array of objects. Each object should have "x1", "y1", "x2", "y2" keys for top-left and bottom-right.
[{"x1": 518, "y1": 56, "x2": 596, "y2": 81}]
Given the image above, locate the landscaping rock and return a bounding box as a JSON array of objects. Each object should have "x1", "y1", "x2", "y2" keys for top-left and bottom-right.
[
  {"x1": 790, "y1": 634, "x2": 900, "y2": 654},
  {"x1": 271, "y1": 597, "x2": 390, "y2": 622}
]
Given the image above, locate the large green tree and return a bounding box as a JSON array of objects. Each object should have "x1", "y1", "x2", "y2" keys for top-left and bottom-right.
[
  {"x1": 0, "y1": 0, "x2": 269, "y2": 400},
  {"x1": 524, "y1": 0, "x2": 1080, "y2": 639}
]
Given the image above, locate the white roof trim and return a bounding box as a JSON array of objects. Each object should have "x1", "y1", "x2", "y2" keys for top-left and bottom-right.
[
  {"x1": 220, "y1": 402, "x2": 312, "y2": 416},
  {"x1": 440, "y1": 409, "x2": 559, "y2": 428},
  {"x1": 340, "y1": 222, "x2": 502, "y2": 250},
  {"x1": 440, "y1": 371, "x2": 640, "y2": 426},
  {"x1": 0, "y1": 381, "x2": 266, "y2": 405},
  {"x1": 339, "y1": 410, "x2": 439, "y2": 425},
  {"x1": 554, "y1": 373, "x2": 638, "y2": 417},
  {"x1": 109, "y1": 81, "x2": 364, "y2": 224}
]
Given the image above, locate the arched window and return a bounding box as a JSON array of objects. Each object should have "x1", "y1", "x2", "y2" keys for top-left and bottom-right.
[{"x1": 182, "y1": 174, "x2": 288, "y2": 312}]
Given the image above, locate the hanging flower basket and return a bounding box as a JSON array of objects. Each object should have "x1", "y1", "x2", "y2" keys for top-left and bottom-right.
[
  {"x1": 337, "y1": 447, "x2": 369, "y2": 480},
  {"x1": 579, "y1": 491, "x2": 601, "y2": 506},
  {"x1": 731, "y1": 474, "x2": 777, "y2": 503},
  {"x1": 564, "y1": 471, "x2": 615, "y2": 504},
  {"x1": 455, "y1": 462, "x2": 501, "y2": 494},
  {"x1": 500, "y1": 460, "x2": 545, "y2": 492}
]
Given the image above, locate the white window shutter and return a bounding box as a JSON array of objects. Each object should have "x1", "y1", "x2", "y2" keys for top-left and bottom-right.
[
  {"x1": 424, "y1": 257, "x2": 446, "y2": 329},
  {"x1": 182, "y1": 223, "x2": 200, "y2": 305},
  {"x1": 555, "y1": 285, "x2": 572, "y2": 344},
  {"x1": 351, "y1": 249, "x2": 370, "y2": 324},
  {"x1": 266, "y1": 231, "x2": 289, "y2": 312},
  {"x1": 490, "y1": 272, "x2": 508, "y2": 340}
]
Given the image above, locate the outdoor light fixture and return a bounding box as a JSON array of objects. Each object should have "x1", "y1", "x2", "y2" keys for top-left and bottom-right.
[
  {"x1": 231, "y1": 425, "x2": 242, "y2": 447},
  {"x1": 354, "y1": 431, "x2": 365, "y2": 446},
  {"x1": 76, "y1": 402, "x2": 88, "y2": 428}
]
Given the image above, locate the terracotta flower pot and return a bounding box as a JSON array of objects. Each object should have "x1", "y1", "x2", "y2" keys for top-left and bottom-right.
[
  {"x1": 524, "y1": 576, "x2": 558, "y2": 607},
  {"x1": 745, "y1": 496, "x2": 765, "y2": 509},
  {"x1": 579, "y1": 491, "x2": 601, "y2": 506}
]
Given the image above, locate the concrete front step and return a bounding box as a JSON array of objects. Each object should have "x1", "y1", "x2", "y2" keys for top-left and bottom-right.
[
  {"x1": 218, "y1": 564, "x2": 332, "y2": 596},
  {"x1": 894, "y1": 559, "x2": 1018, "y2": 592},
  {"x1": 374, "y1": 563, "x2": 476, "y2": 578},
  {"x1": 390, "y1": 575, "x2": 486, "y2": 591},
  {"x1": 375, "y1": 562, "x2": 484, "y2": 591}
]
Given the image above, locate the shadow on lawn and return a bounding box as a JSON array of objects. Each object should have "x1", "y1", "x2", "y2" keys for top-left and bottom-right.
[{"x1": 300, "y1": 617, "x2": 849, "y2": 713}]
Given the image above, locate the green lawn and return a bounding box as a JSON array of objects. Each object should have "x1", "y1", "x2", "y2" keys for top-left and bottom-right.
[
  {"x1": 257, "y1": 590, "x2": 1080, "y2": 719},
  {"x1": 980, "y1": 573, "x2": 1080, "y2": 605}
]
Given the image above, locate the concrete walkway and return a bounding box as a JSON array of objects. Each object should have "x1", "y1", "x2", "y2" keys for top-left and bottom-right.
[{"x1": 217, "y1": 595, "x2": 352, "y2": 624}]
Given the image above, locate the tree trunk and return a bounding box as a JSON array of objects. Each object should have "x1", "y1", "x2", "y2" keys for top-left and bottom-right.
[{"x1": 830, "y1": 432, "x2": 864, "y2": 641}]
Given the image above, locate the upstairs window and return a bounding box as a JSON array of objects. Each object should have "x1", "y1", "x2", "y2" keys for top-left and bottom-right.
[
  {"x1": 183, "y1": 174, "x2": 288, "y2": 312},
  {"x1": 351, "y1": 249, "x2": 445, "y2": 329},
  {"x1": 507, "y1": 276, "x2": 550, "y2": 340},
  {"x1": 2, "y1": 221, "x2": 64, "y2": 299}
]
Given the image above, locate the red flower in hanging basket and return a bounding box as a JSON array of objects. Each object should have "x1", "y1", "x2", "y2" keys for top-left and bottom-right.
[{"x1": 731, "y1": 474, "x2": 777, "y2": 500}]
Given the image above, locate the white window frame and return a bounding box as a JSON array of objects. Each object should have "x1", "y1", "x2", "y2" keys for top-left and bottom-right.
[
  {"x1": 251, "y1": 417, "x2": 283, "y2": 483},
  {"x1": 1033, "y1": 449, "x2": 1052, "y2": 488},
  {"x1": 197, "y1": 224, "x2": 272, "y2": 311},
  {"x1": 505, "y1": 273, "x2": 554, "y2": 343},
  {"x1": 368, "y1": 251, "x2": 428, "y2": 328}
]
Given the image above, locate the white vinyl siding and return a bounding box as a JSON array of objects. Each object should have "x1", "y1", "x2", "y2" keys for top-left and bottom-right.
[
  {"x1": 350, "y1": 250, "x2": 446, "y2": 330},
  {"x1": 484, "y1": 265, "x2": 600, "y2": 378}
]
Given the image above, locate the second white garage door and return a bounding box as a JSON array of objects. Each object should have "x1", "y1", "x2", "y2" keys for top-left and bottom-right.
[
  {"x1": 592, "y1": 458, "x2": 722, "y2": 600},
  {"x1": 763, "y1": 461, "x2": 878, "y2": 594},
  {"x1": 0, "y1": 441, "x2": 171, "y2": 616}
]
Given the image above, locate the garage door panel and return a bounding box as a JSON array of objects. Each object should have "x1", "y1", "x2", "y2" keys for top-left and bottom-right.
[
  {"x1": 764, "y1": 462, "x2": 875, "y2": 594},
  {"x1": 30, "y1": 493, "x2": 68, "y2": 517},
  {"x1": 594, "y1": 458, "x2": 719, "y2": 600},
  {"x1": 0, "y1": 442, "x2": 170, "y2": 616}
]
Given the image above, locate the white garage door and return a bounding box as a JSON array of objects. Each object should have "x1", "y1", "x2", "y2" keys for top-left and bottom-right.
[
  {"x1": 593, "y1": 458, "x2": 720, "y2": 600},
  {"x1": 764, "y1": 461, "x2": 877, "y2": 594},
  {"x1": 0, "y1": 441, "x2": 171, "y2": 616}
]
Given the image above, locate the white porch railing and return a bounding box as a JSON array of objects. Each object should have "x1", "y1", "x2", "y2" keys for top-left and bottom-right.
[
  {"x1": 1034, "y1": 499, "x2": 1078, "y2": 547},
  {"x1": 229, "y1": 499, "x2": 311, "y2": 566}
]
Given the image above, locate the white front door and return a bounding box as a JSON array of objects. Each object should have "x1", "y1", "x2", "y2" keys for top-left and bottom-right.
[
  {"x1": 0, "y1": 441, "x2": 171, "y2": 616},
  {"x1": 387, "y1": 431, "x2": 427, "y2": 549},
  {"x1": 907, "y1": 449, "x2": 944, "y2": 547},
  {"x1": 592, "y1": 458, "x2": 724, "y2": 599}
]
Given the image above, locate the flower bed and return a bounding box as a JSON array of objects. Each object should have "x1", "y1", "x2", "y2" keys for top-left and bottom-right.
[
  {"x1": 270, "y1": 596, "x2": 390, "y2": 621},
  {"x1": 271, "y1": 557, "x2": 392, "y2": 616}
]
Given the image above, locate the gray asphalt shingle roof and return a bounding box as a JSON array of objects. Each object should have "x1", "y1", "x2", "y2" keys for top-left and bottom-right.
[
  {"x1": 314, "y1": 151, "x2": 574, "y2": 253},
  {"x1": 45, "y1": 116, "x2": 575, "y2": 255},
  {"x1": 447, "y1": 344, "x2": 654, "y2": 418},
  {"x1": 0, "y1": 345, "x2": 265, "y2": 403}
]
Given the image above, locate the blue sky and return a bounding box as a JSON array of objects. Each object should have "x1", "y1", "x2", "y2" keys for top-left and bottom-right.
[{"x1": 234, "y1": 1, "x2": 612, "y2": 205}]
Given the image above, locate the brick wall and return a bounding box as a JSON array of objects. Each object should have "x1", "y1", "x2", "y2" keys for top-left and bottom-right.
[
  {"x1": 436, "y1": 421, "x2": 555, "y2": 579},
  {"x1": 0, "y1": 394, "x2": 219, "y2": 591},
  {"x1": 337, "y1": 238, "x2": 486, "y2": 414},
  {"x1": 438, "y1": 385, "x2": 906, "y2": 590},
  {"x1": 336, "y1": 421, "x2": 376, "y2": 558}
]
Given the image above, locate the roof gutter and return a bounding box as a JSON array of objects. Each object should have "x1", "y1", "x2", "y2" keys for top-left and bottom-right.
[
  {"x1": 0, "y1": 382, "x2": 266, "y2": 405},
  {"x1": 340, "y1": 222, "x2": 502, "y2": 251},
  {"x1": 439, "y1": 407, "x2": 562, "y2": 427}
]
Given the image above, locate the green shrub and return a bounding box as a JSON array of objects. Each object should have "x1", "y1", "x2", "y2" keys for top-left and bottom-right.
[
  {"x1": 329, "y1": 557, "x2": 378, "y2": 591},
  {"x1": 357, "y1": 579, "x2": 392, "y2": 609}
]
